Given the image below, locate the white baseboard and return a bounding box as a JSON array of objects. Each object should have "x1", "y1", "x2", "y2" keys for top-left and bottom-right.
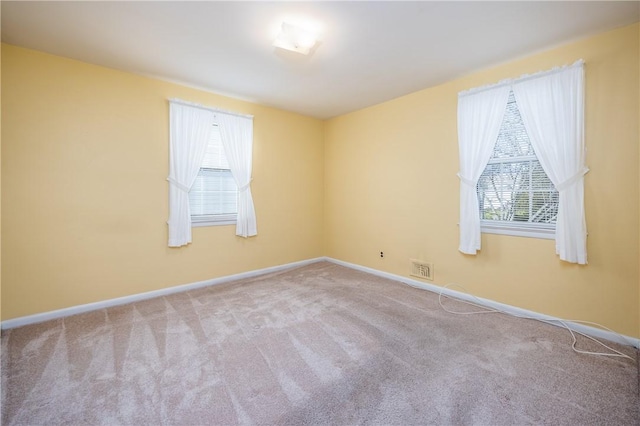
[
  {"x1": 325, "y1": 257, "x2": 640, "y2": 349},
  {"x1": 1, "y1": 257, "x2": 326, "y2": 330},
  {"x1": 5, "y1": 255, "x2": 639, "y2": 350}
]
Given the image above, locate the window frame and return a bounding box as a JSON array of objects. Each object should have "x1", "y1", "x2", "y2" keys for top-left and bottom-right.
[
  {"x1": 189, "y1": 125, "x2": 238, "y2": 228},
  {"x1": 477, "y1": 91, "x2": 557, "y2": 240},
  {"x1": 191, "y1": 213, "x2": 237, "y2": 227},
  {"x1": 480, "y1": 221, "x2": 555, "y2": 240}
]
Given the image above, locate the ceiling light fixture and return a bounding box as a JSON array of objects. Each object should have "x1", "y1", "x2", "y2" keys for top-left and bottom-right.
[{"x1": 273, "y1": 22, "x2": 319, "y2": 55}]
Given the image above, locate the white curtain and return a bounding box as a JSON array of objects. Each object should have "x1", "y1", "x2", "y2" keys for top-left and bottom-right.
[
  {"x1": 217, "y1": 113, "x2": 257, "y2": 238},
  {"x1": 512, "y1": 61, "x2": 587, "y2": 264},
  {"x1": 457, "y1": 85, "x2": 511, "y2": 254},
  {"x1": 167, "y1": 103, "x2": 214, "y2": 247}
]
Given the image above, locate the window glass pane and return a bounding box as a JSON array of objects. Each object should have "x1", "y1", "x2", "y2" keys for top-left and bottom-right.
[
  {"x1": 492, "y1": 93, "x2": 535, "y2": 158},
  {"x1": 530, "y1": 189, "x2": 559, "y2": 223},
  {"x1": 200, "y1": 126, "x2": 230, "y2": 169},
  {"x1": 531, "y1": 161, "x2": 554, "y2": 190}
]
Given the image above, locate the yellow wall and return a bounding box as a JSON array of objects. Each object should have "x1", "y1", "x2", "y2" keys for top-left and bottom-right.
[
  {"x1": 0, "y1": 39, "x2": 3, "y2": 323},
  {"x1": 325, "y1": 24, "x2": 640, "y2": 337},
  {"x1": 2, "y1": 24, "x2": 639, "y2": 339},
  {"x1": 1, "y1": 44, "x2": 324, "y2": 319}
]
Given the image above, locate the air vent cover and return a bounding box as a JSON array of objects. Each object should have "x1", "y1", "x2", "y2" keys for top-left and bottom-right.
[{"x1": 410, "y1": 259, "x2": 433, "y2": 281}]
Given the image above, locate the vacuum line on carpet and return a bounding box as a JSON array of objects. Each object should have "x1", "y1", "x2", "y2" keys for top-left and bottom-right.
[{"x1": 402, "y1": 280, "x2": 635, "y2": 362}]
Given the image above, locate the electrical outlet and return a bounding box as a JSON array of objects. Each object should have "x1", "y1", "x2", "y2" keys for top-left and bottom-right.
[{"x1": 380, "y1": 251, "x2": 384, "y2": 258}]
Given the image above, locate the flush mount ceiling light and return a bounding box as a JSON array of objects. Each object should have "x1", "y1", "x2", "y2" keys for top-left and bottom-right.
[{"x1": 273, "y1": 22, "x2": 319, "y2": 55}]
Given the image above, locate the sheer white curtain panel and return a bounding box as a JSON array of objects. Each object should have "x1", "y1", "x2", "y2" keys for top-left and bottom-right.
[
  {"x1": 217, "y1": 113, "x2": 257, "y2": 238},
  {"x1": 457, "y1": 85, "x2": 511, "y2": 254},
  {"x1": 167, "y1": 103, "x2": 214, "y2": 247},
  {"x1": 512, "y1": 62, "x2": 587, "y2": 264}
]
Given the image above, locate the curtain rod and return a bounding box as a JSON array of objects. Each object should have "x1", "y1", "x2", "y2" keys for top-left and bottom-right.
[
  {"x1": 459, "y1": 59, "x2": 584, "y2": 98},
  {"x1": 168, "y1": 98, "x2": 254, "y2": 119}
]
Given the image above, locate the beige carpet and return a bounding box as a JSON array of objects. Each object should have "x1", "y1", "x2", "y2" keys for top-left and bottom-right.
[{"x1": 2, "y1": 261, "x2": 638, "y2": 425}]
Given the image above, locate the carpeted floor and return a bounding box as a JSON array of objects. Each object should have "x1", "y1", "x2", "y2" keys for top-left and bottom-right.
[{"x1": 2, "y1": 261, "x2": 638, "y2": 425}]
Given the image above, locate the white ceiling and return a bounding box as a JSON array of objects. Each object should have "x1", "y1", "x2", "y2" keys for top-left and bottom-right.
[{"x1": 2, "y1": 1, "x2": 638, "y2": 119}]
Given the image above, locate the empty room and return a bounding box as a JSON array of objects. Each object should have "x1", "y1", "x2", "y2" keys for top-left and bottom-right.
[{"x1": 1, "y1": 1, "x2": 639, "y2": 424}]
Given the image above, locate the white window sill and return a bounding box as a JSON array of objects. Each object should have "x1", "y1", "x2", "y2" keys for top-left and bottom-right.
[
  {"x1": 480, "y1": 221, "x2": 555, "y2": 240},
  {"x1": 191, "y1": 214, "x2": 237, "y2": 228}
]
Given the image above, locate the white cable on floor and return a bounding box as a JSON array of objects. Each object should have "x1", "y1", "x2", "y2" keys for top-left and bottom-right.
[{"x1": 403, "y1": 280, "x2": 635, "y2": 362}]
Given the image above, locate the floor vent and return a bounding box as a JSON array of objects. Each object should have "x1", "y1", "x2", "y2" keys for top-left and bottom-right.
[{"x1": 410, "y1": 259, "x2": 433, "y2": 281}]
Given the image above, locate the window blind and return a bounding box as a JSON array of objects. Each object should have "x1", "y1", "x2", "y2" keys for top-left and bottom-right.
[
  {"x1": 477, "y1": 91, "x2": 558, "y2": 225},
  {"x1": 189, "y1": 126, "x2": 238, "y2": 219}
]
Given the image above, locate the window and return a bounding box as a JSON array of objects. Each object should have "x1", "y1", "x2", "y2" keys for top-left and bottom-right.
[
  {"x1": 476, "y1": 91, "x2": 558, "y2": 239},
  {"x1": 168, "y1": 100, "x2": 256, "y2": 247},
  {"x1": 458, "y1": 61, "x2": 585, "y2": 262},
  {"x1": 189, "y1": 125, "x2": 238, "y2": 226}
]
